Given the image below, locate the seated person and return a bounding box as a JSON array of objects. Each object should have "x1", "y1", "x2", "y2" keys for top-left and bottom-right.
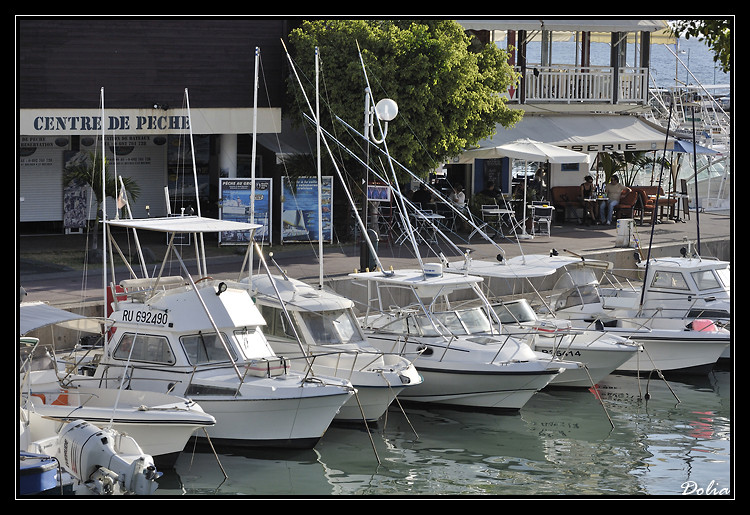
[
  {"x1": 580, "y1": 175, "x2": 596, "y2": 224},
  {"x1": 529, "y1": 168, "x2": 547, "y2": 200},
  {"x1": 479, "y1": 181, "x2": 501, "y2": 199},
  {"x1": 449, "y1": 183, "x2": 465, "y2": 207},
  {"x1": 599, "y1": 175, "x2": 631, "y2": 225},
  {"x1": 412, "y1": 184, "x2": 433, "y2": 205}
]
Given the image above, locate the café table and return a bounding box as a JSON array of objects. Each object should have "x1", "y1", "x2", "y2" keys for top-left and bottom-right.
[
  {"x1": 648, "y1": 195, "x2": 674, "y2": 223},
  {"x1": 583, "y1": 197, "x2": 607, "y2": 224},
  {"x1": 469, "y1": 206, "x2": 515, "y2": 240},
  {"x1": 395, "y1": 210, "x2": 445, "y2": 245}
]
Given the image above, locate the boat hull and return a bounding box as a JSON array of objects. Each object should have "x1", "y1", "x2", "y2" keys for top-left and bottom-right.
[
  {"x1": 267, "y1": 339, "x2": 423, "y2": 423},
  {"x1": 98, "y1": 368, "x2": 353, "y2": 449},
  {"x1": 396, "y1": 363, "x2": 560, "y2": 411},
  {"x1": 189, "y1": 389, "x2": 353, "y2": 448},
  {"x1": 19, "y1": 451, "x2": 61, "y2": 495},
  {"x1": 615, "y1": 332, "x2": 729, "y2": 374},
  {"x1": 532, "y1": 339, "x2": 639, "y2": 387},
  {"x1": 553, "y1": 314, "x2": 730, "y2": 375},
  {"x1": 23, "y1": 386, "x2": 215, "y2": 468},
  {"x1": 363, "y1": 332, "x2": 561, "y2": 410}
]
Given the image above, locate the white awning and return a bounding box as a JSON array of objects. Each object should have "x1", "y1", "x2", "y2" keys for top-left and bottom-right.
[{"x1": 458, "y1": 115, "x2": 673, "y2": 163}]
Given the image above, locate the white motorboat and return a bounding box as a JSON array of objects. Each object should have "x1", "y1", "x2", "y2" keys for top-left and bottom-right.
[
  {"x1": 20, "y1": 335, "x2": 216, "y2": 469},
  {"x1": 471, "y1": 254, "x2": 729, "y2": 375},
  {"x1": 90, "y1": 216, "x2": 354, "y2": 450},
  {"x1": 490, "y1": 299, "x2": 639, "y2": 387},
  {"x1": 20, "y1": 303, "x2": 216, "y2": 468},
  {"x1": 552, "y1": 250, "x2": 730, "y2": 325},
  {"x1": 352, "y1": 266, "x2": 566, "y2": 411},
  {"x1": 593, "y1": 251, "x2": 731, "y2": 360},
  {"x1": 249, "y1": 273, "x2": 423, "y2": 423},
  {"x1": 446, "y1": 256, "x2": 640, "y2": 386},
  {"x1": 20, "y1": 411, "x2": 161, "y2": 495}
]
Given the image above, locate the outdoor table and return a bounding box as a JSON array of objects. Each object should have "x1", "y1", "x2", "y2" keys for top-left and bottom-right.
[
  {"x1": 469, "y1": 206, "x2": 515, "y2": 240},
  {"x1": 395, "y1": 211, "x2": 445, "y2": 245},
  {"x1": 584, "y1": 197, "x2": 607, "y2": 224},
  {"x1": 648, "y1": 195, "x2": 672, "y2": 223},
  {"x1": 668, "y1": 192, "x2": 689, "y2": 222}
]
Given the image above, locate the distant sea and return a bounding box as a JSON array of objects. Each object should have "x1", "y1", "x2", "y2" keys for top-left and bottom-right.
[{"x1": 525, "y1": 31, "x2": 730, "y2": 89}]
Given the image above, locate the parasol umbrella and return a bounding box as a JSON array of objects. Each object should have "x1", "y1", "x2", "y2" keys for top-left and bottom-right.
[{"x1": 494, "y1": 139, "x2": 589, "y2": 238}]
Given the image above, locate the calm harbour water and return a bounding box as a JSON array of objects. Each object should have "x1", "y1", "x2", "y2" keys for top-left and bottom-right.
[{"x1": 155, "y1": 369, "x2": 731, "y2": 497}]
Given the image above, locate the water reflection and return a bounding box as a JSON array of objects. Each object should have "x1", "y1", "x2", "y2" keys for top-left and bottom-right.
[{"x1": 155, "y1": 371, "x2": 731, "y2": 497}]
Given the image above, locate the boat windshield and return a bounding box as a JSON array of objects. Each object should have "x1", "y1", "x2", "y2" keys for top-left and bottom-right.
[
  {"x1": 180, "y1": 332, "x2": 237, "y2": 365},
  {"x1": 420, "y1": 307, "x2": 494, "y2": 336},
  {"x1": 19, "y1": 344, "x2": 55, "y2": 373},
  {"x1": 298, "y1": 309, "x2": 365, "y2": 345},
  {"x1": 115, "y1": 333, "x2": 177, "y2": 365},
  {"x1": 556, "y1": 285, "x2": 601, "y2": 310},
  {"x1": 553, "y1": 267, "x2": 599, "y2": 290},
  {"x1": 691, "y1": 269, "x2": 725, "y2": 291},
  {"x1": 650, "y1": 270, "x2": 690, "y2": 290},
  {"x1": 716, "y1": 267, "x2": 730, "y2": 289},
  {"x1": 492, "y1": 300, "x2": 538, "y2": 325}
]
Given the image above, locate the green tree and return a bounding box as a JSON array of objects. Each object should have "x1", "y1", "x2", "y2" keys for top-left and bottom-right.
[
  {"x1": 63, "y1": 151, "x2": 140, "y2": 250},
  {"x1": 286, "y1": 19, "x2": 522, "y2": 182},
  {"x1": 671, "y1": 19, "x2": 731, "y2": 73}
]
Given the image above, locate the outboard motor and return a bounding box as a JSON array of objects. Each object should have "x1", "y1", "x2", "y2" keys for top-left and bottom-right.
[{"x1": 56, "y1": 420, "x2": 161, "y2": 495}]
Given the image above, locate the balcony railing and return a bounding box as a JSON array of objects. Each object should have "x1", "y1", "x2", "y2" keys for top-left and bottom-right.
[{"x1": 509, "y1": 66, "x2": 649, "y2": 105}]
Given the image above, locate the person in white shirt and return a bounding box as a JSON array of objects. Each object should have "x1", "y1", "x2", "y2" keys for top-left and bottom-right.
[
  {"x1": 449, "y1": 183, "x2": 465, "y2": 207},
  {"x1": 599, "y1": 175, "x2": 631, "y2": 225}
]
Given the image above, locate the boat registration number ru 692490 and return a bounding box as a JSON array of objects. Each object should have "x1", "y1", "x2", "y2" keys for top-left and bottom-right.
[{"x1": 122, "y1": 309, "x2": 169, "y2": 325}]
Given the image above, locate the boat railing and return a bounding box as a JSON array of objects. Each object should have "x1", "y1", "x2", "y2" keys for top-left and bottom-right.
[
  {"x1": 117, "y1": 276, "x2": 187, "y2": 303},
  {"x1": 634, "y1": 301, "x2": 728, "y2": 321},
  {"x1": 289, "y1": 349, "x2": 393, "y2": 380}
]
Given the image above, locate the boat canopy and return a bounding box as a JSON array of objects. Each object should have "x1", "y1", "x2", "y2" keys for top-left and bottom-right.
[
  {"x1": 105, "y1": 215, "x2": 261, "y2": 234},
  {"x1": 637, "y1": 257, "x2": 730, "y2": 272},
  {"x1": 452, "y1": 254, "x2": 612, "y2": 279},
  {"x1": 350, "y1": 269, "x2": 484, "y2": 299},
  {"x1": 251, "y1": 275, "x2": 355, "y2": 311},
  {"x1": 19, "y1": 302, "x2": 108, "y2": 336}
]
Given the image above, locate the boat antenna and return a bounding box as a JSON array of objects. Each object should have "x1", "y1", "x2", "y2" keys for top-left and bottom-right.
[
  {"x1": 315, "y1": 46, "x2": 324, "y2": 289},
  {"x1": 100, "y1": 86, "x2": 109, "y2": 349},
  {"x1": 250, "y1": 47, "x2": 260, "y2": 280},
  {"x1": 332, "y1": 114, "x2": 506, "y2": 256},
  {"x1": 307, "y1": 115, "x2": 465, "y2": 257},
  {"x1": 253, "y1": 242, "x2": 315, "y2": 372},
  {"x1": 640, "y1": 101, "x2": 673, "y2": 309},
  {"x1": 184, "y1": 88, "x2": 207, "y2": 276},
  {"x1": 690, "y1": 104, "x2": 702, "y2": 255}
]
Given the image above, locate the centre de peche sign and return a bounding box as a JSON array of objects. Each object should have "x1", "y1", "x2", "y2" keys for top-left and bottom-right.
[
  {"x1": 19, "y1": 108, "x2": 282, "y2": 136},
  {"x1": 31, "y1": 113, "x2": 191, "y2": 133}
]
